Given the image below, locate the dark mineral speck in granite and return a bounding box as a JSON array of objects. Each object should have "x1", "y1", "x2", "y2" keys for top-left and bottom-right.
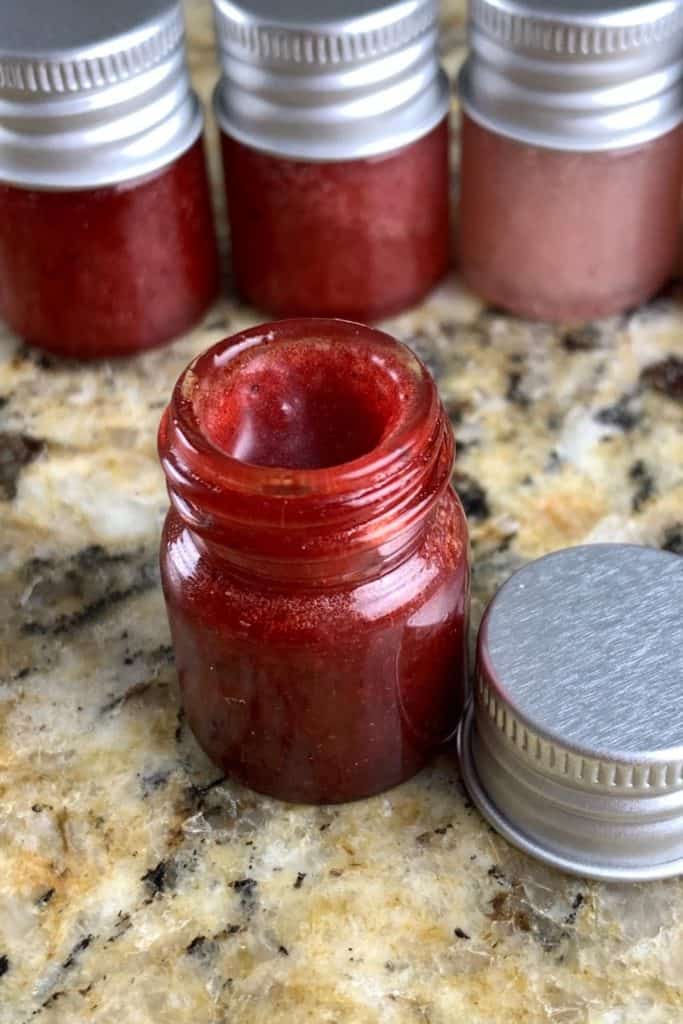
[
  {"x1": 38, "y1": 990, "x2": 65, "y2": 1011},
  {"x1": 595, "y1": 394, "x2": 642, "y2": 432},
  {"x1": 640, "y1": 355, "x2": 683, "y2": 401},
  {"x1": 0, "y1": 432, "x2": 44, "y2": 500},
  {"x1": 107, "y1": 912, "x2": 131, "y2": 944},
  {"x1": 141, "y1": 860, "x2": 174, "y2": 896},
  {"x1": 661, "y1": 525, "x2": 683, "y2": 556},
  {"x1": 140, "y1": 769, "x2": 171, "y2": 796},
  {"x1": 294, "y1": 872, "x2": 306, "y2": 889},
  {"x1": 231, "y1": 878, "x2": 258, "y2": 905},
  {"x1": 100, "y1": 681, "x2": 161, "y2": 715},
  {"x1": 186, "y1": 936, "x2": 207, "y2": 956},
  {"x1": 444, "y1": 394, "x2": 472, "y2": 427},
  {"x1": 561, "y1": 325, "x2": 601, "y2": 352},
  {"x1": 629, "y1": 459, "x2": 656, "y2": 512},
  {"x1": 453, "y1": 471, "x2": 490, "y2": 520},
  {"x1": 506, "y1": 371, "x2": 531, "y2": 408},
  {"x1": 454, "y1": 927, "x2": 470, "y2": 940},
  {"x1": 0, "y1": 954, "x2": 8, "y2": 978},
  {"x1": 545, "y1": 449, "x2": 563, "y2": 472},
  {"x1": 62, "y1": 935, "x2": 92, "y2": 970},
  {"x1": 564, "y1": 893, "x2": 585, "y2": 926},
  {"x1": 14, "y1": 342, "x2": 66, "y2": 371}
]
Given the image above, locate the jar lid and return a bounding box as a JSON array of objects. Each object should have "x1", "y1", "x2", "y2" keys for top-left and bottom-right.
[
  {"x1": 0, "y1": 0, "x2": 202, "y2": 189},
  {"x1": 459, "y1": 0, "x2": 683, "y2": 151},
  {"x1": 458, "y1": 544, "x2": 683, "y2": 881},
  {"x1": 212, "y1": 0, "x2": 449, "y2": 161}
]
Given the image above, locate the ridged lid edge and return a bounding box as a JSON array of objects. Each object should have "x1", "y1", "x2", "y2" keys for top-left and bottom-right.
[
  {"x1": 476, "y1": 674, "x2": 683, "y2": 794},
  {"x1": 469, "y1": 0, "x2": 683, "y2": 57},
  {"x1": 213, "y1": 0, "x2": 439, "y2": 66},
  {"x1": 0, "y1": 4, "x2": 184, "y2": 95}
]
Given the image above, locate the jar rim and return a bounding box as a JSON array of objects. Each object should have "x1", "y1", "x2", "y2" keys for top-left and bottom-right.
[
  {"x1": 167, "y1": 317, "x2": 437, "y2": 496},
  {"x1": 159, "y1": 318, "x2": 454, "y2": 580}
]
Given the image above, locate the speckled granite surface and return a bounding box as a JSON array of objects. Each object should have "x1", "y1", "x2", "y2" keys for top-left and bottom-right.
[{"x1": 1, "y1": 3, "x2": 683, "y2": 1022}]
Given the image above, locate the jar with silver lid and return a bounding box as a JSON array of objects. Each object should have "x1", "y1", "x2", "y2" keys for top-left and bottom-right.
[
  {"x1": 0, "y1": 0, "x2": 219, "y2": 359},
  {"x1": 212, "y1": 0, "x2": 451, "y2": 321},
  {"x1": 457, "y1": 0, "x2": 683, "y2": 322}
]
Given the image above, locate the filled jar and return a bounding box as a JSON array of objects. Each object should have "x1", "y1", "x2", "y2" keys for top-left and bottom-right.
[
  {"x1": 212, "y1": 0, "x2": 451, "y2": 321},
  {"x1": 458, "y1": 0, "x2": 683, "y2": 322},
  {"x1": 0, "y1": 0, "x2": 219, "y2": 359},
  {"x1": 159, "y1": 319, "x2": 470, "y2": 804}
]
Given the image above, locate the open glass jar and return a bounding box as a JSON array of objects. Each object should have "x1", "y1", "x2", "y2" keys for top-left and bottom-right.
[
  {"x1": 159, "y1": 319, "x2": 470, "y2": 804},
  {"x1": 0, "y1": 0, "x2": 219, "y2": 359},
  {"x1": 212, "y1": 0, "x2": 451, "y2": 321},
  {"x1": 458, "y1": 0, "x2": 683, "y2": 322}
]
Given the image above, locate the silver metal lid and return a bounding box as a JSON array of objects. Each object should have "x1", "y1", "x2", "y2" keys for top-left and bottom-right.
[
  {"x1": 212, "y1": 0, "x2": 449, "y2": 161},
  {"x1": 0, "y1": 0, "x2": 202, "y2": 189},
  {"x1": 459, "y1": 0, "x2": 683, "y2": 151},
  {"x1": 458, "y1": 544, "x2": 683, "y2": 881}
]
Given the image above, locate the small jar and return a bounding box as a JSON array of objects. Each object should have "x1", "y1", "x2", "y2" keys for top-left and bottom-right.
[
  {"x1": 458, "y1": 0, "x2": 683, "y2": 322},
  {"x1": 212, "y1": 0, "x2": 451, "y2": 321},
  {"x1": 159, "y1": 319, "x2": 470, "y2": 804},
  {"x1": 0, "y1": 0, "x2": 219, "y2": 359}
]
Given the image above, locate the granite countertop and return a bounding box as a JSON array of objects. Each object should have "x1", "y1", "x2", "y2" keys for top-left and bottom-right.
[{"x1": 1, "y1": 2, "x2": 683, "y2": 1022}]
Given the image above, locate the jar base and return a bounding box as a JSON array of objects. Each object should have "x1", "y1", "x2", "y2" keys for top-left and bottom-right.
[
  {"x1": 197, "y1": 746, "x2": 434, "y2": 806},
  {"x1": 235, "y1": 270, "x2": 449, "y2": 324},
  {"x1": 12, "y1": 289, "x2": 218, "y2": 361},
  {"x1": 459, "y1": 263, "x2": 672, "y2": 323}
]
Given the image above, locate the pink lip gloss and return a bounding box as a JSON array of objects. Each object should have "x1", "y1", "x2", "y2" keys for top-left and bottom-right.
[{"x1": 457, "y1": 0, "x2": 683, "y2": 322}]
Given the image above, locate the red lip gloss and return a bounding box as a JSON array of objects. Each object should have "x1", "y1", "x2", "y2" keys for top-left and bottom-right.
[{"x1": 159, "y1": 319, "x2": 470, "y2": 804}]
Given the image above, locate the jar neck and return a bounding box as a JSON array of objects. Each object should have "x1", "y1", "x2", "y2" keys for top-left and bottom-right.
[
  {"x1": 460, "y1": 0, "x2": 683, "y2": 153},
  {"x1": 212, "y1": 2, "x2": 449, "y2": 162},
  {"x1": 159, "y1": 319, "x2": 454, "y2": 586},
  {"x1": 0, "y1": 18, "x2": 202, "y2": 189}
]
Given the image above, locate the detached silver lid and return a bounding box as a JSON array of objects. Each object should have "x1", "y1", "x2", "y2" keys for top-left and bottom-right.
[
  {"x1": 212, "y1": 0, "x2": 449, "y2": 161},
  {"x1": 0, "y1": 0, "x2": 202, "y2": 189},
  {"x1": 459, "y1": 0, "x2": 683, "y2": 151},
  {"x1": 458, "y1": 544, "x2": 683, "y2": 881}
]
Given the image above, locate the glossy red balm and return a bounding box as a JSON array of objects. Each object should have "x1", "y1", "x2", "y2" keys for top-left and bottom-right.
[
  {"x1": 221, "y1": 121, "x2": 451, "y2": 321},
  {"x1": 159, "y1": 319, "x2": 470, "y2": 803},
  {"x1": 0, "y1": 140, "x2": 219, "y2": 359},
  {"x1": 0, "y1": 0, "x2": 219, "y2": 359},
  {"x1": 213, "y1": 0, "x2": 451, "y2": 321}
]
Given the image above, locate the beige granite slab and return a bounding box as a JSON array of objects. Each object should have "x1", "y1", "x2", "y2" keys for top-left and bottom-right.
[{"x1": 1, "y1": 2, "x2": 683, "y2": 1021}]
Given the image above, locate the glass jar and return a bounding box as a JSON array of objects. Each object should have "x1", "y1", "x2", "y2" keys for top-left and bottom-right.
[
  {"x1": 158, "y1": 319, "x2": 470, "y2": 804},
  {"x1": 458, "y1": 0, "x2": 683, "y2": 322},
  {"x1": 212, "y1": 0, "x2": 451, "y2": 321},
  {"x1": 0, "y1": 0, "x2": 219, "y2": 359}
]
